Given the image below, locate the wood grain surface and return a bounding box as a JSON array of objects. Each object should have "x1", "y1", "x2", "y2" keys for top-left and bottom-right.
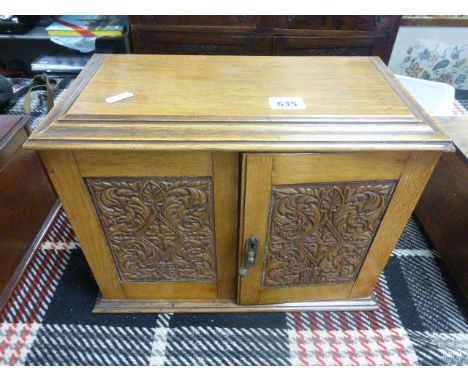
[
  {"x1": 0, "y1": 116, "x2": 58, "y2": 309},
  {"x1": 416, "y1": 152, "x2": 468, "y2": 299},
  {"x1": 25, "y1": 55, "x2": 450, "y2": 311},
  {"x1": 350, "y1": 151, "x2": 441, "y2": 298},
  {"x1": 24, "y1": 55, "x2": 452, "y2": 153},
  {"x1": 238, "y1": 152, "x2": 407, "y2": 305}
]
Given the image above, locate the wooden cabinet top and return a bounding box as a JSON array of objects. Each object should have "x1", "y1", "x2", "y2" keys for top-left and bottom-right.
[{"x1": 25, "y1": 54, "x2": 452, "y2": 152}]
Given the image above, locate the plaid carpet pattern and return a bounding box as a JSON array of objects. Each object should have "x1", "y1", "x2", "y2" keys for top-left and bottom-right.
[
  {"x1": 0, "y1": 79, "x2": 467, "y2": 366},
  {"x1": 0, "y1": 212, "x2": 466, "y2": 366}
]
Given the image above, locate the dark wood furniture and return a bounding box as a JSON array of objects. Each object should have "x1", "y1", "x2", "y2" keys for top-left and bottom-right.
[
  {"x1": 25, "y1": 54, "x2": 451, "y2": 313},
  {"x1": 130, "y1": 16, "x2": 401, "y2": 63},
  {"x1": 401, "y1": 16, "x2": 468, "y2": 27},
  {"x1": 416, "y1": 116, "x2": 468, "y2": 300},
  {"x1": 0, "y1": 115, "x2": 59, "y2": 310}
]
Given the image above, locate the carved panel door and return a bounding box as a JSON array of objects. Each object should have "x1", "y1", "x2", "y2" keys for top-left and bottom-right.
[
  {"x1": 72, "y1": 151, "x2": 239, "y2": 301},
  {"x1": 238, "y1": 152, "x2": 408, "y2": 305}
]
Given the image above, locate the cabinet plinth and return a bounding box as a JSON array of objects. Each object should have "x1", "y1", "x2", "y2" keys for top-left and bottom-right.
[{"x1": 25, "y1": 54, "x2": 452, "y2": 312}]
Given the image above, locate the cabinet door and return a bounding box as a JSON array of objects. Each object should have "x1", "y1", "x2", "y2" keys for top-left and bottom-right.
[
  {"x1": 42, "y1": 150, "x2": 239, "y2": 301},
  {"x1": 238, "y1": 152, "x2": 413, "y2": 305}
]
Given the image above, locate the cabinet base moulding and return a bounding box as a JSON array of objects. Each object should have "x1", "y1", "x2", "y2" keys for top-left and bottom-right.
[{"x1": 93, "y1": 294, "x2": 379, "y2": 313}]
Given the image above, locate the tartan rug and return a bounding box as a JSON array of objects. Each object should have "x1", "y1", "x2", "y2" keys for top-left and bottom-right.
[
  {"x1": 0, "y1": 211, "x2": 466, "y2": 365},
  {"x1": 0, "y1": 80, "x2": 467, "y2": 366}
]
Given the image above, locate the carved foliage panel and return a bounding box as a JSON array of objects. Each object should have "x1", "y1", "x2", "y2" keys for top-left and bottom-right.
[
  {"x1": 263, "y1": 180, "x2": 396, "y2": 288},
  {"x1": 86, "y1": 177, "x2": 217, "y2": 283}
]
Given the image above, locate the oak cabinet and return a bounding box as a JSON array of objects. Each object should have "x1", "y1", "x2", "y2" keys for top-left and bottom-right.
[{"x1": 25, "y1": 54, "x2": 452, "y2": 313}]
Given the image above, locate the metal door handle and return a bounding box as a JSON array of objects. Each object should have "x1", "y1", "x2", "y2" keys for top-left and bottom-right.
[{"x1": 239, "y1": 236, "x2": 259, "y2": 277}]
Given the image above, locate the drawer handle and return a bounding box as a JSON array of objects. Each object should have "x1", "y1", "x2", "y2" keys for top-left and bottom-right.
[{"x1": 239, "y1": 236, "x2": 259, "y2": 277}]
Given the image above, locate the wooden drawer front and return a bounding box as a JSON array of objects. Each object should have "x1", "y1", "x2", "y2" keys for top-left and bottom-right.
[
  {"x1": 130, "y1": 16, "x2": 257, "y2": 28},
  {"x1": 238, "y1": 152, "x2": 409, "y2": 305},
  {"x1": 273, "y1": 35, "x2": 386, "y2": 57},
  {"x1": 135, "y1": 31, "x2": 269, "y2": 55},
  {"x1": 275, "y1": 16, "x2": 399, "y2": 31}
]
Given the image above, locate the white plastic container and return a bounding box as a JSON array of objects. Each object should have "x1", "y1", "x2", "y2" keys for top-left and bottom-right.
[{"x1": 395, "y1": 74, "x2": 455, "y2": 116}]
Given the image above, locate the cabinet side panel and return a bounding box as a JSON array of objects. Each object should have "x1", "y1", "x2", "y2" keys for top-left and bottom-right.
[
  {"x1": 40, "y1": 151, "x2": 125, "y2": 299},
  {"x1": 350, "y1": 151, "x2": 441, "y2": 298}
]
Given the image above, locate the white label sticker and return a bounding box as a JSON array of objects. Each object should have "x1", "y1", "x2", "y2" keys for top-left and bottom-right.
[
  {"x1": 105, "y1": 92, "x2": 134, "y2": 104},
  {"x1": 268, "y1": 97, "x2": 306, "y2": 110}
]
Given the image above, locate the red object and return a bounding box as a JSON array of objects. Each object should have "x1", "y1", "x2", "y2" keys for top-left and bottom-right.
[{"x1": 54, "y1": 18, "x2": 96, "y2": 37}]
